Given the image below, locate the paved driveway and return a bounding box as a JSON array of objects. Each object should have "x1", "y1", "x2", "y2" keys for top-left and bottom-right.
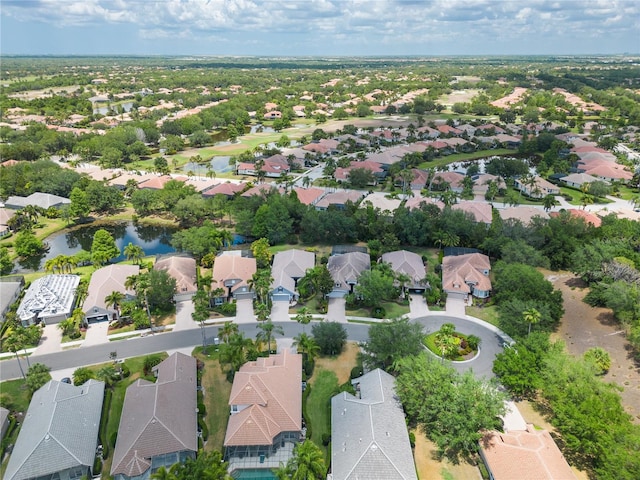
[
  {"x1": 270, "y1": 301, "x2": 291, "y2": 323},
  {"x1": 33, "y1": 324, "x2": 63, "y2": 356},
  {"x1": 327, "y1": 297, "x2": 346, "y2": 323},
  {"x1": 82, "y1": 321, "x2": 110, "y2": 347},
  {"x1": 445, "y1": 296, "x2": 467, "y2": 316},
  {"x1": 409, "y1": 293, "x2": 429, "y2": 318},
  {"x1": 174, "y1": 299, "x2": 197, "y2": 331},
  {"x1": 235, "y1": 299, "x2": 255, "y2": 324}
]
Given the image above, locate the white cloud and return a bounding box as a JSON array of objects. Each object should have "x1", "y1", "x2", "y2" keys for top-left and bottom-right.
[{"x1": 1, "y1": 0, "x2": 637, "y2": 54}]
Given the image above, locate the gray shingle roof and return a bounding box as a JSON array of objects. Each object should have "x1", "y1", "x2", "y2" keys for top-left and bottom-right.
[
  {"x1": 331, "y1": 369, "x2": 417, "y2": 480},
  {"x1": 110, "y1": 352, "x2": 197, "y2": 478},
  {"x1": 327, "y1": 252, "x2": 370, "y2": 292},
  {"x1": 4, "y1": 379, "x2": 105, "y2": 480}
]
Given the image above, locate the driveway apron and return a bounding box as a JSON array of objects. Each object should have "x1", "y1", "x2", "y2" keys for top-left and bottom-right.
[
  {"x1": 82, "y1": 321, "x2": 110, "y2": 347},
  {"x1": 327, "y1": 297, "x2": 347, "y2": 323},
  {"x1": 174, "y1": 299, "x2": 197, "y2": 331},
  {"x1": 32, "y1": 324, "x2": 63, "y2": 356},
  {"x1": 270, "y1": 301, "x2": 291, "y2": 323},
  {"x1": 234, "y1": 298, "x2": 255, "y2": 324}
]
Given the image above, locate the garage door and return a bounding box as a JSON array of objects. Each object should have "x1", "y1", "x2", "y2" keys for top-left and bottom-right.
[{"x1": 272, "y1": 293, "x2": 291, "y2": 302}]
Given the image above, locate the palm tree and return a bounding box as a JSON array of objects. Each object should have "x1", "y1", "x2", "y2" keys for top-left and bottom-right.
[
  {"x1": 96, "y1": 365, "x2": 120, "y2": 389},
  {"x1": 150, "y1": 465, "x2": 178, "y2": 480},
  {"x1": 218, "y1": 321, "x2": 239, "y2": 344},
  {"x1": 434, "y1": 323, "x2": 458, "y2": 362},
  {"x1": 3, "y1": 333, "x2": 25, "y2": 379},
  {"x1": 293, "y1": 333, "x2": 320, "y2": 363},
  {"x1": 219, "y1": 332, "x2": 254, "y2": 373},
  {"x1": 295, "y1": 307, "x2": 313, "y2": 332},
  {"x1": 289, "y1": 440, "x2": 326, "y2": 480},
  {"x1": 124, "y1": 242, "x2": 145, "y2": 264},
  {"x1": 104, "y1": 291, "x2": 125, "y2": 317},
  {"x1": 256, "y1": 319, "x2": 284, "y2": 354},
  {"x1": 543, "y1": 194, "x2": 558, "y2": 212},
  {"x1": 523, "y1": 307, "x2": 541, "y2": 336}
]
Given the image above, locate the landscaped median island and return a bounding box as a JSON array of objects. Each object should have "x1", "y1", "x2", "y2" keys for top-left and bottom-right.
[{"x1": 424, "y1": 322, "x2": 481, "y2": 361}]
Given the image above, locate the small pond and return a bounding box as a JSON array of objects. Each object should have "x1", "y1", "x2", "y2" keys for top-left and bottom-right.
[
  {"x1": 182, "y1": 156, "x2": 234, "y2": 175},
  {"x1": 93, "y1": 101, "x2": 134, "y2": 116},
  {"x1": 17, "y1": 222, "x2": 178, "y2": 272}
]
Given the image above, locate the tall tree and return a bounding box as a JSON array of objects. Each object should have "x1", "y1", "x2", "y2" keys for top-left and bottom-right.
[
  {"x1": 124, "y1": 242, "x2": 145, "y2": 264},
  {"x1": 91, "y1": 228, "x2": 120, "y2": 266},
  {"x1": 360, "y1": 317, "x2": 424, "y2": 372},
  {"x1": 287, "y1": 440, "x2": 326, "y2": 480},
  {"x1": 256, "y1": 319, "x2": 284, "y2": 354}
]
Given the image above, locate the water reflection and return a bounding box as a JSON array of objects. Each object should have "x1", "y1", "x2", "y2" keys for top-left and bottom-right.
[{"x1": 18, "y1": 222, "x2": 178, "y2": 272}]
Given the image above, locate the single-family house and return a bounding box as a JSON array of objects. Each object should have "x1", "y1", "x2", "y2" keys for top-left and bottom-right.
[
  {"x1": 224, "y1": 350, "x2": 302, "y2": 477},
  {"x1": 479, "y1": 425, "x2": 577, "y2": 480},
  {"x1": 452, "y1": 201, "x2": 493, "y2": 225},
  {"x1": 327, "y1": 252, "x2": 371, "y2": 297},
  {"x1": 315, "y1": 190, "x2": 364, "y2": 210},
  {"x1": 558, "y1": 172, "x2": 607, "y2": 189},
  {"x1": 331, "y1": 369, "x2": 418, "y2": 480},
  {"x1": 360, "y1": 192, "x2": 403, "y2": 214},
  {"x1": 514, "y1": 176, "x2": 560, "y2": 199},
  {"x1": 16, "y1": 274, "x2": 79, "y2": 326},
  {"x1": 499, "y1": 206, "x2": 549, "y2": 225},
  {"x1": 431, "y1": 171, "x2": 465, "y2": 192},
  {"x1": 0, "y1": 207, "x2": 15, "y2": 237},
  {"x1": 211, "y1": 253, "x2": 256, "y2": 303},
  {"x1": 4, "y1": 192, "x2": 71, "y2": 210},
  {"x1": 111, "y1": 353, "x2": 197, "y2": 480},
  {"x1": 437, "y1": 124, "x2": 463, "y2": 136},
  {"x1": 380, "y1": 250, "x2": 428, "y2": 293},
  {"x1": 442, "y1": 253, "x2": 492, "y2": 300},
  {"x1": 264, "y1": 110, "x2": 282, "y2": 120},
  {"x1": 471, "y1": 174, "x2": 507, "y2": 197},
  {"x1": 1, "y1": 276, "x2": 24, "y2": 322},
  {"x1": 202, "y1": 182, "x2": 245, "y2": 198},
  {"x1": 550, "y1": 209, "x2": 602, "y2": 227},
  {"x1": 83, "y1": 264, "x2": 139, "y2": 323},
  {"x1": 154, "y1": 255, "x2": 197, "y2": 301},
  {"x1": 138, "y1": 175, "x2": 173, "y2": 190},
  {"x1": 270, "y1": 249, "x2": 315, "y2": 303},
  {"x1": 5, "y1": 379, "x2": 105, "y2": 480},
  {"x1": 291, "y1": 187, "x2": 326, "y2": 206}
]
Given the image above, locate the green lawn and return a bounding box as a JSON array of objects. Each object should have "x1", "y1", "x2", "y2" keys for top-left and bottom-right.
[
  {"x1": 466, "y1": 305, "x2": 500, "y2": 327},
  {"x1": 0, "y1": 377, "x2": 32, "y2": 413},
  {"x1": 193, "y1": 347, "x2": 233, "y2": 452},
  {"x1": 102, "y1": 353, "x2": 168, "y2": 476},
  {"x1": 306, "y1": 368, "x2": 339, "y2": 463},
  {"x1": 345, "y1": 301, "x2": 409, "y2": 319},
  {"x1": 417, "y1": 148, "x2": 514, "y2": 170}
]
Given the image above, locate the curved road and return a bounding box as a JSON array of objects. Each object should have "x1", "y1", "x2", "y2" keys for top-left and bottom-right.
[{"x1": 0, "y1": 316, "x2": 503, "y2": 382}]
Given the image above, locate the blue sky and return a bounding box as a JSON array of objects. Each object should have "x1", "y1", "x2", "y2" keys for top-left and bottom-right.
[{"x1": 1, "y1": 0, "x2": 638, "y2": 56}]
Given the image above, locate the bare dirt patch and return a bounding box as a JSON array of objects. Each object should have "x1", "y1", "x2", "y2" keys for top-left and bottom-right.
[
  {"x1": 438, "y1": 89, "x2": 481, "y2": 107},
  {"x1": 545, "y1": 271, "x2": 640, "y2": 423},
  {"x1": 314, "y1": 341, "x2": 360, "y2": 384},
  {"x1": 413, "y1": 429, "x2": 481, "y2": 480}
]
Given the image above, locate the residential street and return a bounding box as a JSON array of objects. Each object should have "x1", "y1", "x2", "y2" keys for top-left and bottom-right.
[{"x1": 1, "y1": 315, "x2": 505, "y2": 382}]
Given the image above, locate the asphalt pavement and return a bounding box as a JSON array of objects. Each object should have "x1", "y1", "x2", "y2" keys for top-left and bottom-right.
[{"x1": 0, "y1": 314, "x2": 504, "y2": 382}]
